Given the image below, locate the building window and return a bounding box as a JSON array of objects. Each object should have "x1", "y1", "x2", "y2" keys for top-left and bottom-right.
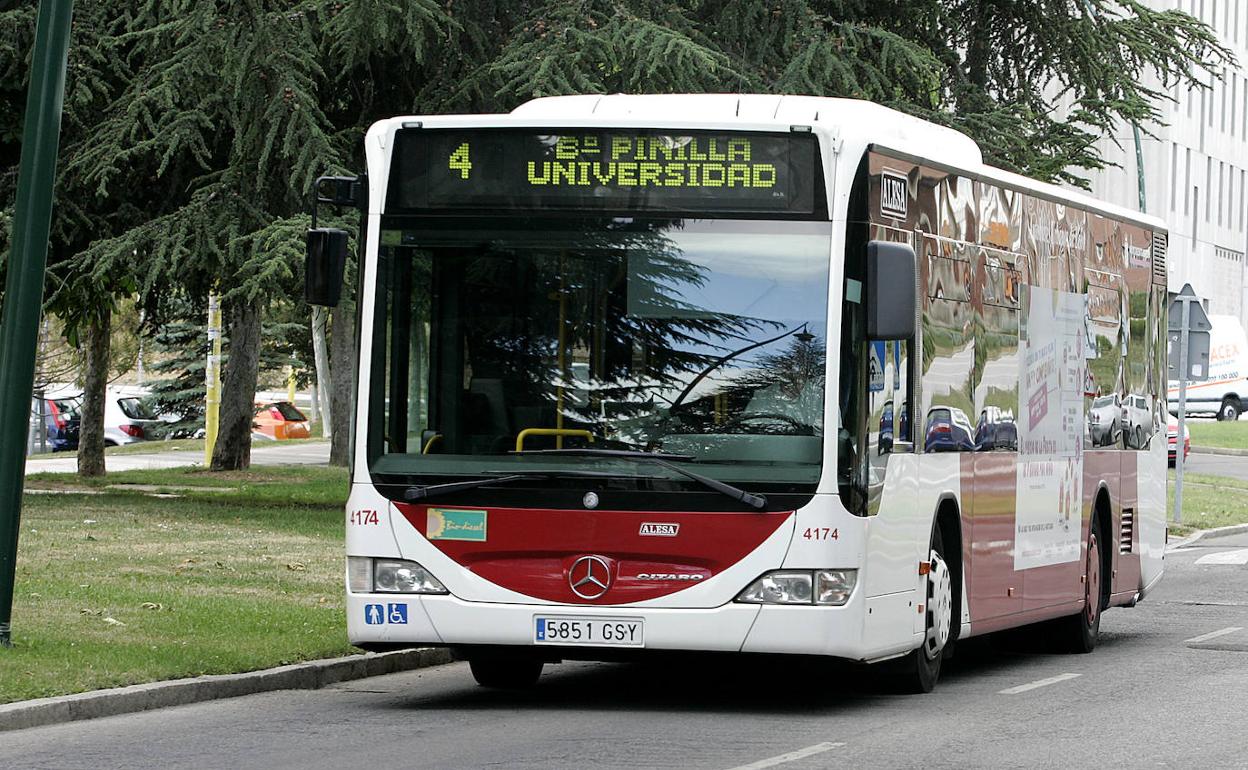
[
  {"x1": 1171, "y1": 144, "x2": 1178, "y2": 213},
  {"x1": 1218, "y1": 162, "x2": 1224, "y2": 227},
  {"x1": 1185, "y1": 148, "x2": 1192, "y2": 216},
  {"x1": 1207, "y1": 156, "x2": 1213, "y2": 222},
  {"x1": 1222, "y1": 68, "x2": 1228, "y2": 132},
  {"x1": 1233, "y1": 76, "x2": 1239, "y2": 137}
]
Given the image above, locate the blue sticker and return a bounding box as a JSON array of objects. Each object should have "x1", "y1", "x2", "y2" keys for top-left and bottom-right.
[
  {"x1": 535, "y1": 618, "x2": 546, "y2": 641},
  {"x1": 365, "y1": 604, "x2": 385, "y2": 625},
  {"x1": 387, "y1": 603, "x2": 408, "y2": 625}
]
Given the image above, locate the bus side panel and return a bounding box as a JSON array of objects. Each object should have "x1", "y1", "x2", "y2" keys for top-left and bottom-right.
[
  {"x1": 1020, "y1": 452, "x2": 1115, "y2": 612},
  {"x1": 1113, "y1": 450, "x2": 1142, "y2": 601},
  {"x1": 860, "y1": 453, "x2": 927, "y2": 653},
  {"x1": 1138, "y1": 436, "x2": 1167, "y2": 595},
  {"x1": 967, "y1": 454, "x2": 1022, "y2": 619}
]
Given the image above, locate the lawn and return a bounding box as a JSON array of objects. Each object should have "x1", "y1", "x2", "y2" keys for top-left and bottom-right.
[
  {"x1": 1, "y1": 466, "x2": 352, "y2": 704},
  {"x1": 1167, "y1": 472, "x2": 1248, "y2": 537},
  {"x1": 1184, "y1": 420, "x2": 1248, "y2": 451}
]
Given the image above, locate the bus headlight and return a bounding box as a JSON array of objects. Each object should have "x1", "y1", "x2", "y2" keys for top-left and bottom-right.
[
  {"x1": 350, "y1": 557, "x2": 448, "y2": 594},
  {"x1": 735, "y1": 569, "x2": 856, "y2": 606}
]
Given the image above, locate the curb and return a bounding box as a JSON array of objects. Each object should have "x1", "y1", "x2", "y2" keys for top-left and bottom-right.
[
  {"x1": 1190, "y1": 445, "x2": 1248, "y2": 457},
  {"x1": 0, "y1": 647, "x2": 452, "y2": 733},
  {"x1": 1166, "y1": 522, "x2": 1248, "y2": 551}
]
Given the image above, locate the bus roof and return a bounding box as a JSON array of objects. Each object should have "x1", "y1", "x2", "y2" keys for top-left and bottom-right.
[{"x1": 377, "y1": 94, "x2": 1166, "y2": 233}]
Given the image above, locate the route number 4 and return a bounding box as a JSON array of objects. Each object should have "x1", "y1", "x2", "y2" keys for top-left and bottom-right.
[
  {"x1": 448, "y1": 143, "x2": 472, "y2": 179},
  {"x1": 802, "y1": 527, "x2": 838, "y2": 541}
]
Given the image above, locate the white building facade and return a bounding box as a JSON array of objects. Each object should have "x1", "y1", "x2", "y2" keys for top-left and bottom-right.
[{"x1": 1070, "y1": 0, "x2": 1248, "y2": 329}]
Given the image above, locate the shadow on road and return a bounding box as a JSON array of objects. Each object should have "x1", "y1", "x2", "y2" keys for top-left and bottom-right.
[{"x1": 387, "y1": 626, "x2": 1139, "y2": 714}]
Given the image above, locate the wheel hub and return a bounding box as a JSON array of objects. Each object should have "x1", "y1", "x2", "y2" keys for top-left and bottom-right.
[
  {"x1": 924, "y1": 550, "x2": 953, "y2": 660},
  {"x1": 1085, "y1": 533, "x2": 1101, "y2": 625}
]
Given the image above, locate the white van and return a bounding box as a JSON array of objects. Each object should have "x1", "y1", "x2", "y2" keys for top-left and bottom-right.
[{"x1": 1168, "y1": 314, "x2": 1248, "y2": 420}]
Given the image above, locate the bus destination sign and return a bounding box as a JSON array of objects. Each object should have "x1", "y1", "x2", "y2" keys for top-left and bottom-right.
[{"x1": 387, "y1": 129, "x2": 819, "y2": 215}]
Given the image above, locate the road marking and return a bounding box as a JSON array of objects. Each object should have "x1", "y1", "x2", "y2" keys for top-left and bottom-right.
[
  {"x1": 725, "y1": 742, "x2": 846, "y2": 770},
  {"x1": 998, "y1": 673, "x2": 1081, "y2": 695},
  {"x1": 1195, "y1": 549, "x2": 1248, "y2": 565},
  {"x1": 1185, "y1": 626, "x2": 1243, "y2": 644}
]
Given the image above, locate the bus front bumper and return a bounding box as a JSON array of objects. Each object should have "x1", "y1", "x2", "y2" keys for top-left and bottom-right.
[{"x1": 346, "y1": 591, "x2": 883, "y2": 660}]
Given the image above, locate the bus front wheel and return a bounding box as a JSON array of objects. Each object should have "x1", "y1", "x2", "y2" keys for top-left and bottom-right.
[
  {"x1": 469, "y1": 657, "x2": 544, "y2": 689},
  {"x1": 892, "y1": 525, "x2": 953, "y2": 693}
]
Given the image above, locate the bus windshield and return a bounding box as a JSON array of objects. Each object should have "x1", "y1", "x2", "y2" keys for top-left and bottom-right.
[{"x1": 370, "y1": 216, "x2": 832, "y2": 489}]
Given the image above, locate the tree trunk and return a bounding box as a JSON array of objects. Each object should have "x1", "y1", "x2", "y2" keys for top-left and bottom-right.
[
  {"x1": 211, "y1": 298, "x2": 262, "y2": 471},
  {"x1": 329, "y1": 302, "x2": 355, "y2": 467},
  {"x1": 311, "y1": 305, "x2": 332, "y2": 439},
  {"x1": 77, "y1": 308, "x2": 111, "y2": 478}
]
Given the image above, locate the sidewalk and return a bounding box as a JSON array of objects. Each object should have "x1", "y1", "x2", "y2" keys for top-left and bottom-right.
[
  {"x1": 0, "y1": 648, "x2": 451, "y2": 733},
  {"x1": 1190, "y1": 445, "x2": 1248, "y2": 457},
  {"x1": 24, "y1": 440, "x2": 330, "y2": 475}
]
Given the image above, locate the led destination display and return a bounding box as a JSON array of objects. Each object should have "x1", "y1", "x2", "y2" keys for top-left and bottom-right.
[{"x1": 387, "y1": 128, "x2": 819, "y2": 215}]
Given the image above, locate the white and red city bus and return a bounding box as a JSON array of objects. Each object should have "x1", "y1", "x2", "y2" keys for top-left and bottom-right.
[{"x1": 327, "y1": 94, "x2": 1169, "y2": 693}]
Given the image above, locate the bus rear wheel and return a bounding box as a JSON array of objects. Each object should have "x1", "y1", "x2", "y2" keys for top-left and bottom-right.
[
  {"x1": 1058, "y1": 516, "x2": 1103, "y2": 654},
  {"x1": 892, "y1": 526, "x2": 953, "y2": 693},
  {"x1": 469, "y1": 657, "x2": 544, "y2": 689}
]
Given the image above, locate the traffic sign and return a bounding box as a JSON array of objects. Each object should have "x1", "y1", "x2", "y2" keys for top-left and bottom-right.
[
  {"x1": 868, "y1": 342, "x2": 885, "y2": 392},
  {"x1": 1167, "y1": 330, "x2": 1210, "y2": 381},
  {"x1": 1168, "y1": 283, "x2": 1211, "y2": 333}
]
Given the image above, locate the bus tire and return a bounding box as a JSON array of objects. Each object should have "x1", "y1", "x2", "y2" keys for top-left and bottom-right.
[
  {"x1": 893, "y1": 525, "x2": 953, "y2": 693},
  {"x1": 1059, "y1": 515, "x2": 1103, "y2": 654},
  {"x1": 1218, "y1": 397, "x2": 1240, "y2": 421},
  {"x1": 469, "y1": 657, "x2": 544, "y2": 689}
]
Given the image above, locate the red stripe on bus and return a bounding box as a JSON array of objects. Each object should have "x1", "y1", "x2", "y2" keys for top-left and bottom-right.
[{"x1": 395, "y1": 503, "x2": 791, "y2": 604}]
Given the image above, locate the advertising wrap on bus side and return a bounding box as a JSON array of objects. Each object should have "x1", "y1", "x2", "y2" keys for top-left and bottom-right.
[{"x1": 1168, "y1": 314, "x2": 1248, "y2": 421}]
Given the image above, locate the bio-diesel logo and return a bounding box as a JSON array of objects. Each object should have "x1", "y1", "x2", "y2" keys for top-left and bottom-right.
[
  {"x1": 881, "y1": 170, "x2": 908, "y2": 220},
  {"x1": 639, "y1": 522, "x2": 679, "y2": 537}
]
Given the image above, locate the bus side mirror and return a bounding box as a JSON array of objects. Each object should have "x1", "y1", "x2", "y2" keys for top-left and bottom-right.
[
  {"x1": 866, "y1": 240, "x2": 916, "y2": 340},
  {"x1": 305, "y1": 228, "x2": 348, "y2": 307}
]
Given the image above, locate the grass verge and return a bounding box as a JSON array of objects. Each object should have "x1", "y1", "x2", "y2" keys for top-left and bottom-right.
[
  {"x1": 1184, "y1": 420, "x2": 1248, "y2": 451},
  {"x1": 1167, "y1": 472, "x2": 1248, "y2": 537},
  {"x1": 1, "y1": 466, "x2": 351, "y2": 704}
]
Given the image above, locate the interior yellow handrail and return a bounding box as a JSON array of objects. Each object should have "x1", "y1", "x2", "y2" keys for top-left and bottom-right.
[
  {"x1": 515, "y1": 429, "x2": 594, "y2": 452},
  {"x1": 421, "y1": 434, "x2": 443, "y2": 454}
]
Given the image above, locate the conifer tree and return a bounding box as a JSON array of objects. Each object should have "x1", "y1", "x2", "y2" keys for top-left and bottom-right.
[{"x1": 0, "y1": 0, "x2": 1233, "y2": 473}]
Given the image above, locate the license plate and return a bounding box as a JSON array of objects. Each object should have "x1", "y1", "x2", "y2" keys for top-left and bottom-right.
[{"x1": 534, "y1": 616, "x2": 644, "y2": 647}]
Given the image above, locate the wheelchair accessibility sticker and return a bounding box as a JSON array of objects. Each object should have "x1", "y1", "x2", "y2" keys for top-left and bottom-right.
[{"x1": 365, "y1": 603, "x2": 408, "y2": 625}]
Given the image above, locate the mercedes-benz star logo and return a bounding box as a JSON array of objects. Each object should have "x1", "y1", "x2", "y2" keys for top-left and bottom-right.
[{"x1": 568, "y1": 555, "x2": 612, "y2": 600}]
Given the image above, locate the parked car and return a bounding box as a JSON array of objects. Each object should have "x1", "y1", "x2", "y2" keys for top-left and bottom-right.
[
  {"x1": 253, "y1": 401, "x2": 310, "y2": 440},
  {"x1": 1121, "y1": 393, "x2": 1153, "y2": 449},
  {"x1": 1088, "y1": 394, "x2": 1123, "y2": 447},
  {"x1": 28, "y1": 395, "x2": 80, "y2": 453},
  {"x1": 975, "y1": 406, "x2": 1018, "y2": 451},
  {"x1": 924, "y1": 405, "x2": 976, "y2": 452},
  {"x1": 1167, "y1": 415, "x2": 1190, "y2": 466},
  {"x1": 104, "y1": 393, "x2": 166, "y2": 446}
]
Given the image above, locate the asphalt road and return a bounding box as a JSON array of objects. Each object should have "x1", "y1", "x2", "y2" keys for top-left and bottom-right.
[
  {"x1": 1181, "y1": 451, "x2": 1248, "y2": 482},
  {"x1": 6, "y1": 533, "x2": 1248, "y2": 769},
  {"x1": 22, "y1": 440, "x2": 330, "y2": 475}
]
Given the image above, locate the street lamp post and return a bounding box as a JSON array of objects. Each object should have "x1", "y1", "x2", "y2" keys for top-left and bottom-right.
[{"x1": 0, "y1": 0, "x2": 75, "y2": 649}]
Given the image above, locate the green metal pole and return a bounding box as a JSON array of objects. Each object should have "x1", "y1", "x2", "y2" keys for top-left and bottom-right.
[{"x1": 0, "y1": 0, "x2": 75, "y2": 649}]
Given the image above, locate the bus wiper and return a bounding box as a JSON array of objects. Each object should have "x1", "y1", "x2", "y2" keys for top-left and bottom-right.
[
  {"x1": 402, "y1": 469, "x2": 641, "y2": 502},
  {"x1": 514, "y1": 448, "x2": 767, "y2": 510}
]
